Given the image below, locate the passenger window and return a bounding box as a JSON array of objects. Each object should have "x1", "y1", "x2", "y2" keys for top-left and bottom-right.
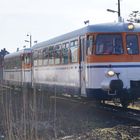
[
  {"x1": 126, "y1": 35, "x2": 139, "y2": 54},
  {"x1": 87, "y1": 36, "x2": 94, "y2": 55},
  {"x1": 96, "y1": 34, "x2": 123, "y2": 55},
  {"x1": 49, "y1": 46, "x2": 54, "y2": 65},
  {"x1": 33, "y1": 50, "x2": 38, "y2": 66},
  {"x1": 70, "y1": 40, "x2": 78, "y2": 63},
  {"x1": 38, "y1": 50, "x2": 43, "y2": 66},
  {"x1": 16, "y1": 57, "x2": 21, "y2": 68},
  {"x1": 33, "y1": 50, "x2": 38, "y2": 59},
  {"x1": 62, "y1": 43, "x2": 69, "y2": 64},
  {"x1": 55, "y1": 45, "x2": 61, "y2": 64},
  {"x1": 43, "y1": 48, "x2": 49, "y2": 65}
]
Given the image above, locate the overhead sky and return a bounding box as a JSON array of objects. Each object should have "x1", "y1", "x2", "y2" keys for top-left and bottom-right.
[{"x1": 0, "y1": 0, "x2": 139, "y2": 52}]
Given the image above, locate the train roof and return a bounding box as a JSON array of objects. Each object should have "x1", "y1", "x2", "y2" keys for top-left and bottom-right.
[
  {"x1": 32, "y1": 22, "x2": 140, "y2": 50},
  {"x1": 4, "y1": 48, "x2": 32, "y2": 59}
]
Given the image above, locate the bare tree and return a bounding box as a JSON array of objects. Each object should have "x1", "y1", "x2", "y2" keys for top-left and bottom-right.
[{"x1": 127, "y1": 11, "x2": 140, "y2": 23}]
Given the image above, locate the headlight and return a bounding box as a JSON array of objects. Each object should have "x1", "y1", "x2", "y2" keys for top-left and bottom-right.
[
  {"x1": 107, "y1": 70, "x2": 115, "y2": 77},
  {"x1": 128, "y1": 23, "x2": 135, "y2": 30}
]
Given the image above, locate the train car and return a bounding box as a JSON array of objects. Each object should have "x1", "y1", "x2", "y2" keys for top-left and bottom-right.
[
  {"x1": 3, "y1": 48, "x2": 32, "y2": 87},
  {"x1": 31, "y1": 22, "x2": 140, "y2": 107}
]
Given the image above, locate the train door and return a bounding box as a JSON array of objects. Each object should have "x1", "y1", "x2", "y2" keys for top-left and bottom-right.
[
  {"x1": 21, "y1": 52, "x2": 32, "y2": 86},
  {"x1": 80, "y1": 36, "x2": 87, "y2": 97}
]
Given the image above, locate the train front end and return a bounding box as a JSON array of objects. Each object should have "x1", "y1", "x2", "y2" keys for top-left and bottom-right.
[{"x1": 84, "y1": 23, "x2": 140, "y2": 107}]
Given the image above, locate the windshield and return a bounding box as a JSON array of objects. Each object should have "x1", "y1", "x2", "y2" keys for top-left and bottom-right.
[{"x1": 96, "y1": 34, "x2": 123, "y2": 55}]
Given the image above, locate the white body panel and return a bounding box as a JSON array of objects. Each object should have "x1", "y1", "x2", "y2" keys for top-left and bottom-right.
[
  {"x1": 86, "y1": 62, "x2": 140, "y2": 89},
  {"x1": 32, "y1": 62, "x2": 140, "y2": 91},
  {"x1": 33, "y1": 64, "x2": 80, "y2": 87},
  {"x1": 4, "y1": 69, "x2": 31, "y2": 85}
]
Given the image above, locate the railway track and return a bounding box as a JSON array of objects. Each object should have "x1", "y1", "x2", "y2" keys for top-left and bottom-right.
[
  {"x1": 50, "y1": 95, "x2": 140, "y2": 124},
  {"x1": 1, "y1": 83, "x2": 140, "y2": 124},
  {"x1": 98, "y1": 103, "x2": 140, "y2": 124}
]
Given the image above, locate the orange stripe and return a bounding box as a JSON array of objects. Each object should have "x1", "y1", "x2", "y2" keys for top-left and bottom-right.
[
  {"x1": 86, "y1": 33, "x2": 140, "y2": 63},
  {"x1": 22, "y1": 64, "x2": 32, "y2": 69},
  {"x1": 86, "y1": 55, "x2": 140, "y2": 63}
]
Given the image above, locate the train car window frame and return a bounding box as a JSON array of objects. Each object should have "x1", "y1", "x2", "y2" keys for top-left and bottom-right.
[
  {"x1": 33, "y1": 50, "x2": 38, "y2": 59},
  {"x1": 42, "y1": 48, "x2": 49, "y2": 65},
  {"x1": 70, "y1": 40, "x2": 78, "y2": 63},
  {"x1": 61, "y1": 42, "x2": 69, "y2": 64},
  {"x1": 95, "y1": 34, "x2": 123, "y2": 55},
  {"x1": 126, "y1": 34, "x2": 139, "y2": 55},
  {"x1": 17, "y1": 56, "x2": 22, "y2": 69},
  {"x1": 38, "y1": 49, "x2": 43, "y2": 66},
  {"x1": 48, "y1": 46, "x2": 54, "y2": 65},
  {"x1": 33, "y1": 50, "x2": 38, "y2": 67},
  {"x1": 54, "y1": 44, "x2": 61, "y2": 65}
]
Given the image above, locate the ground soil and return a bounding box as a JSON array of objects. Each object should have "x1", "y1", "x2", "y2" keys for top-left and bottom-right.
[
  {"x1": 37, "y1": 96, "x2": 140, "y2": 140},
  {"x1": 0, "y1": 89, "x2": 140, "y2": 140}
]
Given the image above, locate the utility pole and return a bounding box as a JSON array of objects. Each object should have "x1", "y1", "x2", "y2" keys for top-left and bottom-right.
[
  {"x1": 118, "y1": 0, "x2": 121, "y2": 22},
  {"x1": 107, "y1": 0, "x2": 122, "y2": 22},
  {"x1": 27, "y1": 34, "x2": 32, "y2": 48},
  {"x1": 25, "y1": 34, "x2": 32, "y2": 48}
]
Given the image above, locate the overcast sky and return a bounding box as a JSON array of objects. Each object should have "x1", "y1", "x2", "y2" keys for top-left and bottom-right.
[{"x1": 0, "y1": 0, "x2": 139, "y2": 52}]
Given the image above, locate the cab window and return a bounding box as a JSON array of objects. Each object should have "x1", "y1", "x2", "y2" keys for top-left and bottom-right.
[
  {"x1": 126, "y1": 35, "x2": 139, "y2": 54},
  {"x1": 96, "y1": 34, "x2": 123, "y2": 55}
]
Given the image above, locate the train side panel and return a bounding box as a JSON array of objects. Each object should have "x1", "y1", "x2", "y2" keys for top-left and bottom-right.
[
  {"x1": 33, "y1": 64, "x2": 80, "y2": 95},
  {"x1": 4, "y1": 69, "x2": 22, "y2": 86},
  {"x1": 3, "y1": 48, "x2": 32, "y2": 87}
]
